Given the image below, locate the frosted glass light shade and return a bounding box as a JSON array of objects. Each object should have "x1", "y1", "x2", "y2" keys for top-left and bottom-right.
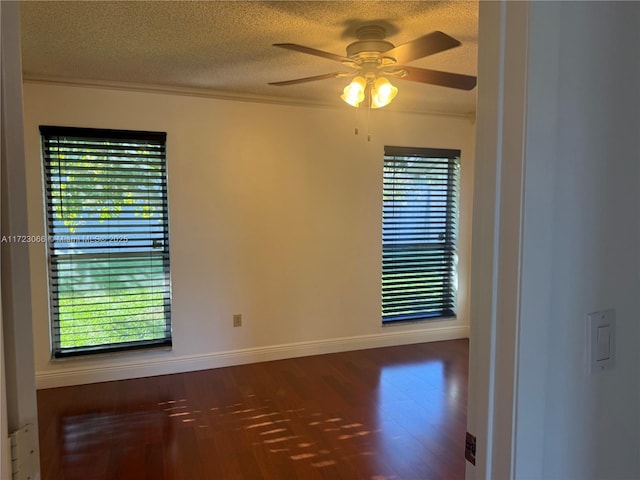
[
  {"x1": 371, "y1": 77, "x2": 398, "y2": 109},
  {"x1": 340, "y1": 76, "x2": 366, "y2": 107}
]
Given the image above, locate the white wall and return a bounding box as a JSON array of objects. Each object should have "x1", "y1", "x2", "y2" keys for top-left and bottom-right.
[
  {"x1": 469, "y1": 2, "x2": 640, "y2": 479},
  {"x1": 530, "y1": 3, "x2": 640, "y2": 478},
  {"x1": 22, "y1": 83, "x2": 475, "y2": 388}
]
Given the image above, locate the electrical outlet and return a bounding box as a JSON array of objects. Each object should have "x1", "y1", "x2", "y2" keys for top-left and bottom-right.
[
  {"x1": 465, "y1": 432, "x2": 476, "y2": 465},
  {"x1": 233, "y1": 314, "x2": 242, "y2": 327}
]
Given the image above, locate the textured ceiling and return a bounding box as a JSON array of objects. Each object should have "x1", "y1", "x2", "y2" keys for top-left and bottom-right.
[{"x1": 20, "y1": 1, "x2": 478, "y2": 115}]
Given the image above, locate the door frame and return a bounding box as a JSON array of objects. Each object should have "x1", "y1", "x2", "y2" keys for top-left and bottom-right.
[{"x1": 466, "y1": 2, "x2": 532, "y2": 478}]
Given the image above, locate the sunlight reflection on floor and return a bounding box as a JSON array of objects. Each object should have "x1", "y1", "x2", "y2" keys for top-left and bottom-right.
[{"x1": 54, "y1": 347, "x2": 464, "y2": 480}]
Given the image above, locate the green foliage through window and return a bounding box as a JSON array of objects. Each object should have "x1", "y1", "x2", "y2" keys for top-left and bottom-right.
[{"x1": 41, "y1": 126, "x2": 172, "y2": 357}]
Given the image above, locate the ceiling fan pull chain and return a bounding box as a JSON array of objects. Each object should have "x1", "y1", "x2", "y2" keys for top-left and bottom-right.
[
  {"x1": 367, "y1": 97, "x2": 372, "y2": 142},
  {"x1": 354, "y1": 103, "x2": 359, "y2": 136}
]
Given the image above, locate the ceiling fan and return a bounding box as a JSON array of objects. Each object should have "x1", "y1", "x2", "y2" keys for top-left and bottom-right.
[{"x1": 269, "y1": 25, "x2": 477, "y2": 108}]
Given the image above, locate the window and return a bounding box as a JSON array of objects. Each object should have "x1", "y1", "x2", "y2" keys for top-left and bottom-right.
[
  {"x1": 41, "y1": 126, "x2": 172, "y2": 358},
  {"x1": 382, "y1": 146, "x2": 460, "y2": 323}
]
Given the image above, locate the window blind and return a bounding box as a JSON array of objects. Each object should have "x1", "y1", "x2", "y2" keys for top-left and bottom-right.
[
  {"x1": 41, "y1": 126, "x2": 172, "y2": 358},
  {"x1": 382, "y1": 146, "x2": 460, "y2": 323}
]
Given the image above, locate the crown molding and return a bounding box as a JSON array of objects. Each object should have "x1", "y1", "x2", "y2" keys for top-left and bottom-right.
[{"x1": 23, "y1": 74, "x2": 476, "y2": 120}]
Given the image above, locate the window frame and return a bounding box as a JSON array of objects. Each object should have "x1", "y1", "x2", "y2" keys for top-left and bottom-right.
[
  {"x1": 381, "y1": 145, "x2": 461, "y2": 324},
  {"x1": 41, "y1": 125, "x2": 173, "y2": 358}
]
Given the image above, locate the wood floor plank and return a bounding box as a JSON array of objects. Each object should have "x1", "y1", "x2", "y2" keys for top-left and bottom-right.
[{"x1": 38, "y1": 339, "x2": 468, "y2": 480}]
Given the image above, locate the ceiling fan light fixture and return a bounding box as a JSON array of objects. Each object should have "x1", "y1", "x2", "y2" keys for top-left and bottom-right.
[
  {"x1": 371, "y1": 77, "x2": 398, "y2": 109},
  {"x1": 340, "y1": 76, "x2": 367, "y2": 107},
  {"x1": 270, "y1": 28, "x2": 477, "y2": 108}
]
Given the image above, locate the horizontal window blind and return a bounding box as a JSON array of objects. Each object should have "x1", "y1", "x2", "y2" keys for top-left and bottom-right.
[
  {"x1": 41, "y1": 126, "x2": 172, "y2": 358},
  {"x1": 382, "y1": 146, "x2": 460, "y2": 323}
]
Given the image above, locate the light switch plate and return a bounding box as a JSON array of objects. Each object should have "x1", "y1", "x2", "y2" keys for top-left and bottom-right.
[{"x1": 587, "y1": 309, "x2": 615, "y2": 374}]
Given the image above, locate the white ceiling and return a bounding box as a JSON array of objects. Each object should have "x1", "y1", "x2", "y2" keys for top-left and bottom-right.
[{"x1": 20, "y1": 1, "x2": 478, "y2": 115}]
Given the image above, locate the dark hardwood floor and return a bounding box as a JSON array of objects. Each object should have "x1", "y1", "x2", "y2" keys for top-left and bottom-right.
[{"x1": 37, "y1": 339, "x2": 469, "y2": 480}]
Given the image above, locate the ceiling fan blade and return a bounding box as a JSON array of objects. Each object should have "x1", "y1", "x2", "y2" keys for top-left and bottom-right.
[
  {"x1": 400, "y1": 66, "x2": 477, "y2": 90},
  {"x1": 269, "y1": 72, "x2": 348, "y2": 86},
  {"x1": 385, "y1": 31, "x2": 461, "y2": 65},
  {"x1": 273, "y1": 43, "x2": 352, "y2": 63}
]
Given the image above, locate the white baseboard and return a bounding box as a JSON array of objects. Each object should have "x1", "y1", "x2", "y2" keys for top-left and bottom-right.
[{"x1": 36, "y1": 324, "x2": 468, "y2": 389}]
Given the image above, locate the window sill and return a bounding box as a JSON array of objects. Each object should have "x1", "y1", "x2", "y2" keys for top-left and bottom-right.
[
  {"x1": 50, "y1": 343, "x2": 173, "y2": 362},
  {"x1": 382, "y1": 315, "x2": 457, "y2": 327}
]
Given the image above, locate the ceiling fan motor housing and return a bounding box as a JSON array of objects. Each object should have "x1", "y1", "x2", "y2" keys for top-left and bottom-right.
[{"x1": 346, "y1": 25, "x2": 395, "y2": 62}]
